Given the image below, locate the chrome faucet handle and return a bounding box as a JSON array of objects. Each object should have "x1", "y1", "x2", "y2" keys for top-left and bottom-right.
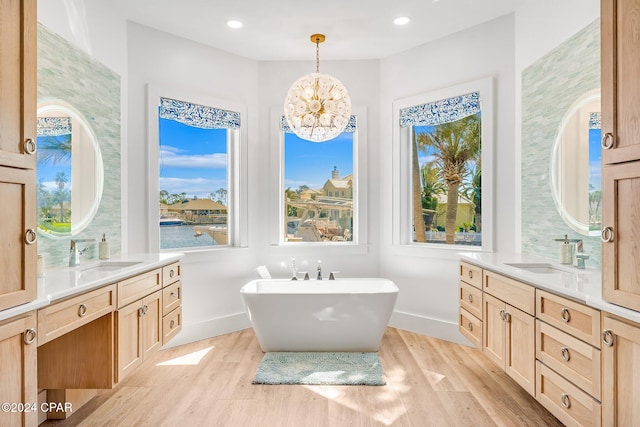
[
  {"x1": 303, "y1": 272, "x2": 310, "y2": 280},
  {"x1": 574, "y1": 252, "x2": 589, "y2": 269},
  {"x1": 69, "y1": 239, "x2": 97, "y2": 266},
  {"x1": 329, "y1": 271, "x2": 340, "y2": 280}
]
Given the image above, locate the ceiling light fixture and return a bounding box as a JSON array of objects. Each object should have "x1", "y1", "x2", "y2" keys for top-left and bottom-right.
[
  {"x1": 394, "y1": 16, "x2": 410, "y2": 26},
  {"x1": 283, "y1": 34, "x2": 351, "y2": 142},
  {"x1": 226, "y1": 20, "x2": 243, "y2": 29}
]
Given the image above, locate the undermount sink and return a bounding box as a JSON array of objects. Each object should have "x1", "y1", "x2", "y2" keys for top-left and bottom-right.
[
  {"x1": 504, "y1": 263, "x2": 570, "y2": 274},
  {"x1": 79, "y1": 261, "x2": 143, "y2": 272}
]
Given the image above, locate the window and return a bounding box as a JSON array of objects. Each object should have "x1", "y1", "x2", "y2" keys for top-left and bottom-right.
[
  {"x1": 148, "y1": 89, "x2": 245, "y2": 251},
  {"x1": 282, "y1": 116, "x2": 357, "y2": 243},
  {"x1": 393, "y1": 78, "x2": 494, "y2": 251}
]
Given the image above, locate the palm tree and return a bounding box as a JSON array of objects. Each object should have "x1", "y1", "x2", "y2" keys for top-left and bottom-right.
[
  {"x1": 412, "y1": 136, "x2": 427, "y2": 242},
  {"x1": 54, "y1": 172, "x2": 70, "y2": 222},
  {"x1": 416, "y1": 114, "x2": 480, "y2": 244},
  {"x1": 37, "y1": 134, "x2": 72, "y2": 165},
  {"x1": 421, "y1": 161, "x2": 445, "y2": 231}
]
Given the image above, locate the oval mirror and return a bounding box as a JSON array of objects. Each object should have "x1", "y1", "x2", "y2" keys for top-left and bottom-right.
[
  {"x1": 550, "y1": 90, "x2": 601, "y2": 236},
  {"x1": 36, "y1": 101, "x2": 104, "y2": 238}
]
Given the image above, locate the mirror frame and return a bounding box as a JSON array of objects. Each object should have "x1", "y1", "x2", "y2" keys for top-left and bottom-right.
[
  {"x1": 549, "y1": 89, "x2": 600, "y2": 237},
  {"x1": 37, "y1": 100, "x2": 104, "y2": 239}
]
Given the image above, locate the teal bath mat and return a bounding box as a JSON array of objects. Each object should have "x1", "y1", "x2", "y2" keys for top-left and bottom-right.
[{"x1": 252, "y1": 352, "x2": 385, "y2": 386}]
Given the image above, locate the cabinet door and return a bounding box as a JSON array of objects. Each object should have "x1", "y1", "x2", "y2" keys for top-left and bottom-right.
[
  {"x1": 0, "y1": 0, "x2": 37, "y2": 170},
  {"x1": 0, "y1": 313, "x2": 37, "y2": 427},
  {"x1": 601, "y1": 0, "x2": 640, "y2": 164},
  {"x1": 483, "y1": 293, "x2": 505, "y2": 368},
  {"x1": 504, "y1": 305, "x2": 535, "y2": 396},
  {"x1": 0, "y1": 166, "x2": 36, "y2": 311},
  {"x1": 602, "y1": 163, "x2": 640, "y2": 311},
  {"x1": 116, "y1": 301, "x2": 143, "y2": 383},
  {"x1": 141, "y1": 290, "x2": 162, "y2": 358},
  {"x1": 602, "y1": 315, "x2": 640, "y2": 426}
]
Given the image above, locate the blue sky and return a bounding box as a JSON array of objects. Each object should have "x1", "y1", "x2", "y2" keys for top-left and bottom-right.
[
  {"x1": 37, "y1": 135, "x2": 72, "y2": 191},
  {"x1": 159, "y1": 118, "x2": 228, "y2": 198},
  {"x1": 589, "y1": 128, "x2": 602, "y2": 191},
  {"x1": 284, "y1": 132, "x2": 353, "y2": 190}
]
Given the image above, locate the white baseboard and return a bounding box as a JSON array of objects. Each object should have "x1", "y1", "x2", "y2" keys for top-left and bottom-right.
[
  {"x1": 161, "y1": 310, "x2": 474, "y2": 350},
  {"x1": 389, "y1": 310, "x2": 473, "y2": 346},
  {"x1": 161, "y1": 312, "x2": 251, "y2": 349}
]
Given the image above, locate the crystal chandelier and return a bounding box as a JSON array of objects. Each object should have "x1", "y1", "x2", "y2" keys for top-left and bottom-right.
[{"x1": 284, "y1": 34, "x2": 352, "y2": 142}]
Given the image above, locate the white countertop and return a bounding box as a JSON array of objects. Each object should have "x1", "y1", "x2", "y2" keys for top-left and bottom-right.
[
  {"x1": 459, "y1": 252, "x2": 640, "y2": 324},
  {"x1": 0, "y1": 252, "x2": 183, "y2": 323}
]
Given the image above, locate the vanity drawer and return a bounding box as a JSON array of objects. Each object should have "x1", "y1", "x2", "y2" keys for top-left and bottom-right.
[
  {"x1": 118, "y1": 269, "x2": 162, "y2": 308},
  {"x1": 536, "y1": 361, "x2": 601, "y2": 427},
  {"x1": 483, "y1": 270, "x2": 535, "y2": 315},
  {"x1": 459, "y1": 280, "x2": 482, "y2": 320},
  {"x1": 536, "y1": 320, "x2": 601, "y2": 399},
  {"x1": 38, "y1": 285, "x2": 116, "y2": 345},
  {"x1": 536, "y1": 290, "x2": 601, "y2": 348},
  {"x1": 162, "y1": 262, "x2": 181, "y2": 287},
  {"x1": 163, "y1": 306, "x2": 182, "y2": 345},
  {"x1": 459, "y1": 307, "x2": 482, "y2": 348},
  {"x1": 163, "y1": 281, "x2": 182, "y2": 315},
  {"x1": 460, "y1": 261, "x2": 482, "y2": 289}
]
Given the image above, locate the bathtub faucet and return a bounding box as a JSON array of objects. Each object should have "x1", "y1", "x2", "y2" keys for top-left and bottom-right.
[{"x1": 316, "y1": 260, "x2": 322, "y2": 280}]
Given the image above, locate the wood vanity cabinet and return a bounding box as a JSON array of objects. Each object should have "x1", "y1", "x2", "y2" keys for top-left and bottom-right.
[
  {"x1": 601, "y1": 314, "x2": 640, "y2": 427},
  {"x1": 458, "y1": 262, "x2": 483, "y2": 347},
  {"x1": 482, "y1": 270, "x2": 536, "y2": 396},
  {"x1": 601, "y1": 0, "x2": 640, "y2": 165},
  {"x1": 116, "y1": 271, "x2": 163, "y2": 383},
  {"x1": 162, "y1": 262, "x2": 182, "y2": 345},
  {"x1": 0, "y1": 0, "x2": 37, "y2": 313},
  {"x1": 600, "y1": 0, "x2": 640, "y2": 312},
  {"x1": 535, "y1": 290, "x2": 602, "y2": 427},
  {"x1": 0, "y1": 312, "x2": 37, "y2": 427}
]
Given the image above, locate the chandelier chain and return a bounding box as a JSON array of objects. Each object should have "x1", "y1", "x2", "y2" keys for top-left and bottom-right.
[{"x1": 315, "y1": 40, "x2": 320, "y2": 73}]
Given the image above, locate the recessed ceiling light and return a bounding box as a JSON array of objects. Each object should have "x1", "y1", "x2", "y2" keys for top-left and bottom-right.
[
  {"x1": 394, "y1": 17, "x2": 410, "y2": 26},
  {"x1": 226, "y1": 20, "x2": 243, "y2": 29}
]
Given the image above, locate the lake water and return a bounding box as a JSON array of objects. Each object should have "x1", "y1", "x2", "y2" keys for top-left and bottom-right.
[{"x1": 160, "y1": 224, "x2": 219, "y2": 249}]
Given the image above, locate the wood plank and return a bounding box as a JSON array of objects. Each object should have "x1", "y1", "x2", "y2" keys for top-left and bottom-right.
[{"x1": 41, "y1": 328, "x2": 563, "y2": 427}]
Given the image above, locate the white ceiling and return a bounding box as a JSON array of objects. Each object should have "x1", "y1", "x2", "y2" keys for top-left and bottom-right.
[{"x1": 111, "y1": 0, "x2": 519, "y2": 61}]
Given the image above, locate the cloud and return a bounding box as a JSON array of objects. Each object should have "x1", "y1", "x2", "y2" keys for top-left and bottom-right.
[
  {"x1": 160, "y1": 177, "x2": 226, "y2": 198},
  {"x1": 160, "y1": 145, "x2": 227, "y2": 168}
]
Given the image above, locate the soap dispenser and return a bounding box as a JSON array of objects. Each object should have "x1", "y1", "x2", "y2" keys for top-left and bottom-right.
[
  {"x1": 99, "y1": 233, "x2": 110, "y2": 260},
  {"x1": 555, "y1": 235, "x2": 573, "y2": 265}
]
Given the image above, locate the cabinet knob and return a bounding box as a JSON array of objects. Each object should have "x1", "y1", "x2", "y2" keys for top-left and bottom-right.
[
  {"x1": 170, "y1": 319, "x2": 176, "y2": 329},
  {"x1": 468, "y1": 270, "x2": 473, "y2": 279},
  {"x1": 467, "y1": 294, "x2": 473, "y2": 303},
  {"x1": 138, "y1": 307, "x2": 145, "y2": 317},
  {"x1": 601, "y1": 132, "x2": 614, "y2": 150},
  {"x1": 24, "y1": 138, "x2": 36, "y2": 155},
  {"x1": 602, "y1": 329, "x2": 614, "y2": 347},
  {"x1": 560, "y1": 347, "x2": 571, "y2": 362},
  {"x1": 170, "y1": 269, "x2": 175, "y2": 278},
  {"x1": 503, "y1": 311, "x2": 511, "y2": 323},
  {"x1": 499, "y1": 309, "x2": 505, "y2": 321},
  {"x1": 171, "y1": 291, "x2": 179, "y2": 298},
  {"x1": 601, "y1": 227, "x2": 614, "y2": 243},
  {"x1": 23, "y1": 328, "x2": 37, "y2": 345},
  {"x1": 78, "y1": 303, "x2": 88, "y2": 317},
  {"x1": 560, "y1": 308, "x2": 571, "y2": 322},
  {"x1": 24, "y1": 229, "x2": 38, "y2": 245},
  {"x1": 561, "y1": 393, "x2": 571, "y2": 409}
]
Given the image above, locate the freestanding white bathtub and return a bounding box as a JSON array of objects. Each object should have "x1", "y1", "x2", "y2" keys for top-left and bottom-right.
[{"x1": 240, "y1": 278, "x2": 399, "y2": 352}]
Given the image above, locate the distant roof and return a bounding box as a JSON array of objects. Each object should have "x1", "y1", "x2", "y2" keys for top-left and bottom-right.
[
  {"x1": 167, "y1": 198, "x2": 227, "y2": 211},
  {"x1": 436, "y1": 193, "x2": 474, "y2": 205},
  {"x1": 325, "y1": 179, "x2": 351, "y2": 189}
]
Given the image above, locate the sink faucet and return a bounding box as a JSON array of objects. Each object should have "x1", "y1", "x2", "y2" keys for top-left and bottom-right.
[
  {"x1": 573, "y1": 240, "x2": 589, "y2": 269},
  {"x1": 69, "y1": 239, "x2": 96, "y2": 266},
  {"x1": 316, "y1": 260, "x2": 322, "y2": 280}
]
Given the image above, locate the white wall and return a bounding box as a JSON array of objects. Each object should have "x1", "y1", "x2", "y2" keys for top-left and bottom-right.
[
  {"x1": 379, "y1": 15, "x2": 516, "y2": 343},
  {"x1": 126, "y1": 22, "x2": 262, "y2": 344}
]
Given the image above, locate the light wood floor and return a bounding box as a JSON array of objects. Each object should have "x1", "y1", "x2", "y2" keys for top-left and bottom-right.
[{"x1": 44, "y1": 328, "x2": 562, "y2": 427}]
